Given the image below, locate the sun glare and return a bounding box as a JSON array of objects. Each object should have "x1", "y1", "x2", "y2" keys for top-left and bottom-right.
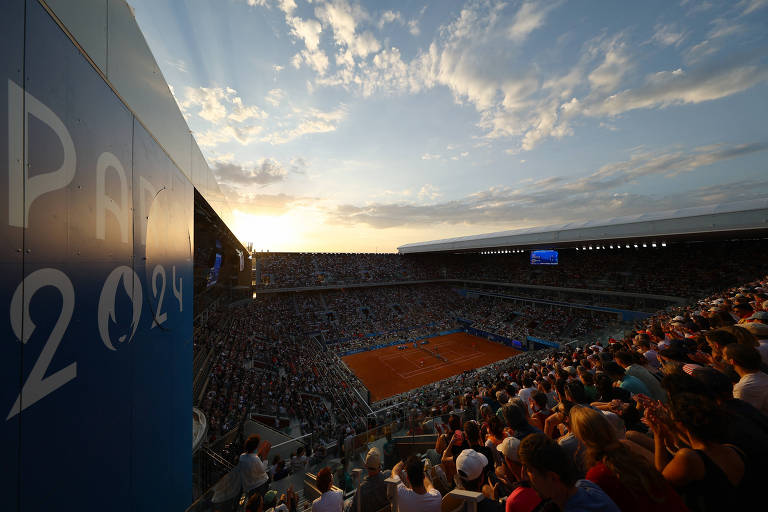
[{"x1": 232, "y1": 210, "x2": 304, "y2": 251}]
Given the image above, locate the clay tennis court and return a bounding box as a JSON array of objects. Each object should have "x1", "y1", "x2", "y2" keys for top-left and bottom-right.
[{"x1": 342, "y1": 332, "x2": 521, "y2": 401}]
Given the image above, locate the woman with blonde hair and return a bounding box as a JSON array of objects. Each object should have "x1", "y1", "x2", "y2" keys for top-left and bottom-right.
[{"x1": 569, "y1": 405, "x2": 687, "y2": 512}]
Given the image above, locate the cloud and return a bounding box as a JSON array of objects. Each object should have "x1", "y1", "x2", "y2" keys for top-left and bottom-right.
[
  {"x1": 260, "y1": 105, "x2": 347, "y2": 144},
  {"x1": 197, "y1": 124, "x2": 264, "y2": 147},
  {"x1": 408, "y1": 18, "x2": 421, "y2": 36},
  {"x1": 265, "y1": 88, "x2": 286, "y2": 106},
  {"x1": 288, "y1": 16, "x2": 323, "y2": 51},
  {"x1": 315, "y1": 0, "x2": 381, "y2": 58},
  {"x1": 707, "y1": 18, "x2": 744, "y2": 40},
  {"x1": 507, "y1": 1, "x2": 560, "y2": 43},
  {"x1": 220, "y1": 186, "x2": 310, "y2": 215},
  {"x1": 585, "y1": 56, "x2": 768, "y2": 117},
  {"x1": 739, "y1": 0, "x2": 768, "y2": 15},
  {"x1": 685, "y1": 17, "x2": 748, "y2": 63},
  {"x1": 213, "y1": 159, "x2": 287, "y2": 186},
  {"x1": 181, "y1": 86, "x2": 268, "y2": 147},
  {"x1": 182, "y1": 85, "x2": 344, "y2": 148},
  {"x1": 418, "y1": 184, "x2": 441, "y2": 201},
  {"x1": 293, "y1": 48, "x2": 330, "y2": 74},
  {"x1": 587, "y1": 34, "x2": 631, "y2": 93},
  {"x1": 288, "y1": 157, "x2": 308, "y2": 173},
  {"x1": 421, "y1": 153, "x2": 441, "y2": 160},
  {"x1": 378, "y1": 10, "x2": 402, "y2": 29},
  {"x1": 247, "y1": 0, "x2": 768, "y2": 155},
  {"x1": 650, "y1": 23, "x2": 686, "y2": 47},
  {"x1": 167, "y1": 58, "x2": 188, "y2": 73},
  {"x1": 326, "y1": 142, "x2": 768, "y2": 228}
]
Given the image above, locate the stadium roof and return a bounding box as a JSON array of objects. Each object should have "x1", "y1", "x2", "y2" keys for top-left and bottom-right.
[{"x1": 398, "y1": 198, "x2": 768, "y2": 254}]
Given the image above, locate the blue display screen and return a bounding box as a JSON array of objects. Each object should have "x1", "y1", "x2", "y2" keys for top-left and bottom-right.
[
  {"x1": 207, "y1": 253, "x2": 222, "y2": 286},
  {"x1": 530, "y1": 250, "x2": 558, "y2": 265}
]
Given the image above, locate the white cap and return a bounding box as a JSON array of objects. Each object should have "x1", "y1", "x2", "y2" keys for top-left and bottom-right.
[
  {"x1": 497, "y1": 436, "x2": 522, "y2": 463},
  {"x1": 456, "y1": 449, "x2": 488, "y2": 480}
]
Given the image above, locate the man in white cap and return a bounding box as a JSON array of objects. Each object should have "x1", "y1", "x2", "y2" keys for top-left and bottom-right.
[
  {"x1": 496, "y1": 437, "x2": 542, "y2": 512},
  {"x1": 350, "y1": 447, "x2": 389, "y2": 512},
  {"x1": 495, "y1": 437, "x2": 523, "y2": 490},
  {"x1": 455, "y1": 449, "x2": 502, "y2": 511}
]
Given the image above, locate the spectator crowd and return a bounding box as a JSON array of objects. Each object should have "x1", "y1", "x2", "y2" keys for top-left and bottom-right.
[
  {"x1": 253, "y1": 239, "x2": 767, "y2": 299},
  {"x1": 296, "y1": 273, "x2": 768, "y2": 512},
  {"x1": 198, "y1": 244, "x2": 768, "y2": 512}
]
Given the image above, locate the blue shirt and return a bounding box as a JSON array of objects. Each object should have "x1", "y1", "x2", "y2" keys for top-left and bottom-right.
[
  {"x1": 564, "y1": 480, "x2": 621, "y2": 512},
  {"x1": 619, "y1": 374, "x2": 650, "y2": 396}
]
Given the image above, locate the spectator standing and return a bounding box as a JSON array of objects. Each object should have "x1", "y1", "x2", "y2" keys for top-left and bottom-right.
[
  {"x1": 392, "y1": 456, "x2": 441, "y2": 512},
  {"x1": 312, "y1": 467, "x2": 343, "y2": 512},
  {"x1": 517, "y1": 378, "x2": 537, "y2": 414},
  {"x1": 350, "y1": 448, "x2": 390, "y2": 512},
  {"x1": 240, "y1": 435, "x2": 271, "y2": 499}
]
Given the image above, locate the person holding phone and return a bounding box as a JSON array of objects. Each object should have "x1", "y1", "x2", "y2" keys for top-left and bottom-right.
[{"x1": 392, "y1": 456, "x2": 441, "y2": 512}]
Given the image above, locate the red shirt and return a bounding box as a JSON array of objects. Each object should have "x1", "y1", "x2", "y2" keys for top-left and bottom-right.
[
  {"x1": 505, "y1": 486, "x2": 541, "y2": 512},
  {"x1": 586, "y1": 462, "x2": 688, "y2": 512}
]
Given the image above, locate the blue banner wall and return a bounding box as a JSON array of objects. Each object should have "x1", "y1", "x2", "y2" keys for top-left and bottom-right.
[
  {"x1": 339, "y1": 328, "x2": 464, "y2": 356},
  {"x1": 465, "y1": 327, "x2": 524, "y2": 350},
  {"x1": 526, "y1": 336, "x2": 560, "y2": 349},
  {"x1": 459, "y1": 289, "x2": 652, "y2": 323},
  {"x1": 1, "y1": 3, "x2": 24, "y2": 511},
  {"x1": 1, "y1": 2, "x2": 193, "y2": 510}
]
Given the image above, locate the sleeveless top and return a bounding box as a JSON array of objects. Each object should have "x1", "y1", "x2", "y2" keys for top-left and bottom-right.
[{"x1": 677, "y1": 446, "x2": 745, "y2": 512}]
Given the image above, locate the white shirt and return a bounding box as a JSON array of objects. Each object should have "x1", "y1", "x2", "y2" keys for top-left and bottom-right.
[
  {"x1": 644, "y1": 349, "x2": 661, "y2": 369},
  {"x1": 517, "y1": 386, "x2": 537, "y2": 414},
  {"x1": 733, "y1": 371, "x2": 768, "y2": 415},
  {"x1": 396, "y1": 483, "x2": 441, "y2": 512},
  {"x1": 312, "y1": 490, "x2": 343, "y2": 512},
  {"x1": 239, "y1": 452, "x2": 268, "y2": 492}
]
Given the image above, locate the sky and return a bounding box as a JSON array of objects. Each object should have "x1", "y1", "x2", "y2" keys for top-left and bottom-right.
[{"x1": 127, "y1": 0, "x2": 768, "y2": 252}]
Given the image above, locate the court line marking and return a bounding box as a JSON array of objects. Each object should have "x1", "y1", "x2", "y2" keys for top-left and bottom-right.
[
  {"x1": 378, "y1": 356, "x2": 409, "y2": 380},
  {"x1": 346, "y1": 334, "x2": 521, "y2": 395},
  {"x1": 397, "y1": 351, "x2": 489, "y2": 379}
]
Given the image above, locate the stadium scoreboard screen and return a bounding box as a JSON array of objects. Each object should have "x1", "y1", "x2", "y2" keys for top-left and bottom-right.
[{"x1": 530, "y1": 250, "x2": 558, "y2": 265}]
